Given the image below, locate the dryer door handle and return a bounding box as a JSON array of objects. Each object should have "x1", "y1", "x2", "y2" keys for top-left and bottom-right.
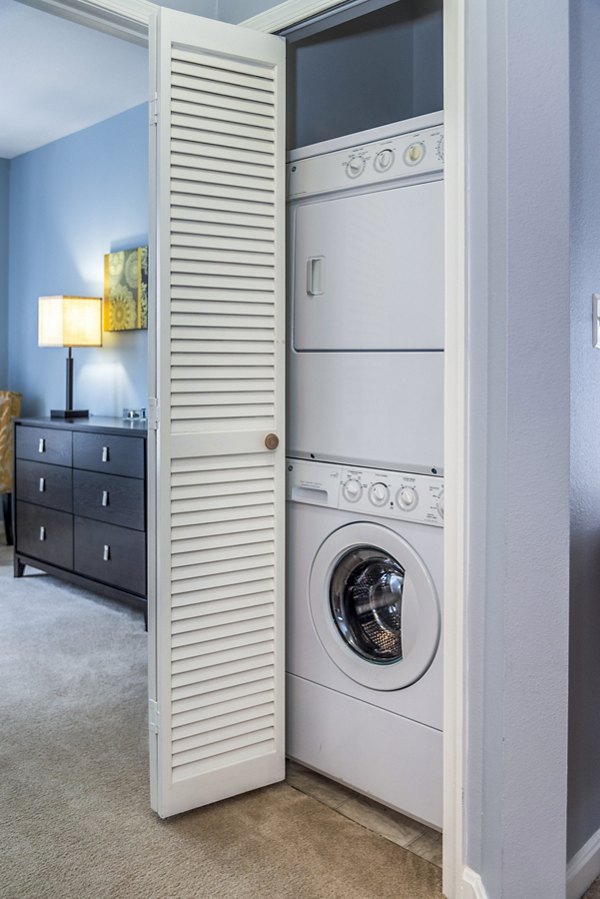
[{"x1": 307, "y1": 256, "x2": 324, "y2": 296}]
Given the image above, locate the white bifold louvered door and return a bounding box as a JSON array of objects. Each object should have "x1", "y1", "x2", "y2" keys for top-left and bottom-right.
[{"x1": 150, "y1": 8, "x2": 285, "y2": 818}]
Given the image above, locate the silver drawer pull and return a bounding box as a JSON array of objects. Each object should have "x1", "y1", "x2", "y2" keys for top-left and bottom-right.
[
  {"x1": 38, "y1": 438, "x2": 45, "y2": 453},
  {"x1": 103, "y1": 544, "x2": 110, "y2": 562},
  {"x1": 102, "y1": 490, "x2": 109, "y2": 507},
  {"x1": 39, "y1": 526, "x2": 46, "y2": 541},
  {"x1": 101, "y1": 446, "x2": 109, "y2": 463},
  {"x1": 39, "y1": 477, "x2": 46, "y2": 492}
]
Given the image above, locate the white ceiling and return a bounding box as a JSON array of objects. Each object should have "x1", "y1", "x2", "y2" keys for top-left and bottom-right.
[{"x1": 0, "y1": 0, "x2": 149, "y2": 159}]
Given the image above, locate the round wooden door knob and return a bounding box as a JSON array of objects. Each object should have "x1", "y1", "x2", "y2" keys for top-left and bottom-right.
[{"x1": 265, "y1": 433, "x2": 279, "y2": 451}]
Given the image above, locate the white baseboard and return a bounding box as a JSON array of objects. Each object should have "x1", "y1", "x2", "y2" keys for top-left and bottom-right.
[
  {"x1": 458, "y1": 841, "x2": 600, "y2": 899},
  {"x1": 567, "y1": 826, "x2": 600, "y2": 899},
  {"x1": 461, "y1": 867, "x2": 489, "y2": 899}
]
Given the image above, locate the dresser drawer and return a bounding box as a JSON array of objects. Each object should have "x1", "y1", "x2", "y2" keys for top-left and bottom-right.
[
  {"x1": 74, "y1": 517, "x2": 146, "y2": 596},
  {"x1": 73, "y1": 470, "x2": 145, "y2": 530},
  {"x1": 73, "y1": 432, "x2": 145, "y2": 479},
  {"x1": 16, "y1": 501, "x2": 73, "y2": 569},
  {"x1": 16, "y1": 460, "x2": 72, "y2": 513},
  {"x1": 16, "y1": 426, "x2": 72, "y2": 467}
]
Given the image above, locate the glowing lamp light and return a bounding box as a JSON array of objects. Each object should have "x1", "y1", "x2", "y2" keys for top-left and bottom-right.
[{"x1": 38, "y1": 296, "x2": 102, "y2": 418}]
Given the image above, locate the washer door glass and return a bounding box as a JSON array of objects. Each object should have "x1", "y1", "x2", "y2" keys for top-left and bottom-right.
[
  {"x1": 330, "y1": 546, "x2": 405, "y2": 664},
  {"x1": 309, "y1": 522, "x2": 440, "y2": 691}
]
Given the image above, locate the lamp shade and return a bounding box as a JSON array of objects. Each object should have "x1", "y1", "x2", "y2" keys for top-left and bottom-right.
[{"x1": 38, "y1": 296, "x2": 102, "y2": 348}]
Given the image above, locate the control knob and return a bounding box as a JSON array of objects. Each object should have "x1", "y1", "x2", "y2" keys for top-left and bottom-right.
[
  {"x1": 342, "y1": 478, "x2": 363, "y2": 503},
  {"x1": 397, "y1": 486, "x2": 418, "y2": 511},
  {"x1": 374, "y1": 148, "x2": 394, "y2": 173},
  {"x1": 368, "y1": 482, "x2": 389, "y2": 507},
  {"x1": 404, "y1": 142, "x2": 425, "y2": 166},
  {"x1": 346, "y1": 155, "x2": 366, "y2": 179}
]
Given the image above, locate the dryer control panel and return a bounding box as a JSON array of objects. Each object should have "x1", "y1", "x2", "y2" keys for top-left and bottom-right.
[
  {"x1": 287, "y1": 458, "x2": 443, "y2": 528},
  {"x1": 288, "y1": 124, "x2": 444, "y2": 200}
]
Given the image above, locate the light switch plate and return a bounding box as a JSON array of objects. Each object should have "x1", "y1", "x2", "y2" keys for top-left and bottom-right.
[{"x1": 593, "y1": 294, "x2": 600, "y2": 348}]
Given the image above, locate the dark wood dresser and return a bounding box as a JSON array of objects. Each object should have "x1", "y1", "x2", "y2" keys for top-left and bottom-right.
[{"x1": 13, "y1": 417, "x2": 147, "y2": 613}]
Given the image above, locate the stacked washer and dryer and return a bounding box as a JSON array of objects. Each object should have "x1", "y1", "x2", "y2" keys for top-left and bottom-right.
[{"x1": 285, "y1": 112, "x2": 445, "y2": 829}]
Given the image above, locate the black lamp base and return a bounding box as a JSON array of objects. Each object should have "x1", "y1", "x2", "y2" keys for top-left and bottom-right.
[
  {"x1": 53, "y1": 349, "x2": 90, "y2": 420},
  {"x1": 51, "y1": 409, "x2": 89, "y2": 419}
]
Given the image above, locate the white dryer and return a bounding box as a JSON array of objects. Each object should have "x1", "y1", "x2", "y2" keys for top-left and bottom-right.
[
  {"x1": 287, "y1": 113, "x2": 444, "y2": 475},
  {"x1": 286, "y1": 458, "x2": 443, "y2": 828}
]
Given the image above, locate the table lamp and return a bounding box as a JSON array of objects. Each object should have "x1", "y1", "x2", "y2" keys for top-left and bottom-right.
[{"x1": 38, "y1": 296, "x2": 102, "y2": 419}]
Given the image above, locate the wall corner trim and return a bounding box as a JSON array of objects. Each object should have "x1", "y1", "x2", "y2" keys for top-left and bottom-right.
[
  {"x1": 461, "y1": 867, "x2": 489, "y2": 899},
  {"x1": 567, "y1": 827, "x2": 600, "y2": 899}
]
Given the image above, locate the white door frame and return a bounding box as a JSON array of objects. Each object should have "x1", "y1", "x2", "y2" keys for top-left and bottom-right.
[
  {"x1": 241, "y1": 4, "x2": 467, "y2": 896},
  {"x1": 15, "y1": 0, "x2": 470, "y2": 895}
]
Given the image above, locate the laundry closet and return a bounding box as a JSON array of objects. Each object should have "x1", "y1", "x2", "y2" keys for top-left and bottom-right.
[{"x1": 282, "y1": 0, "x2": 445, "y2": 829}]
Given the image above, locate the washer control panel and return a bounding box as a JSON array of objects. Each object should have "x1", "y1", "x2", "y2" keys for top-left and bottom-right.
[
  {"x1": 288, "y1": 123, "x2": 444, "y2": 200},
  {"x1": 287, "y1": 458, "x2": 443, "y2": 528}
]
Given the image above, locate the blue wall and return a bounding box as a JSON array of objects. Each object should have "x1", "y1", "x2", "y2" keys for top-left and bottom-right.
[
  {"x1": 0, "y1": 159, "x2": 9, "y2": 388},
  {"x1": 8, "y1": 104, "x2": 148, "y2": 417}
]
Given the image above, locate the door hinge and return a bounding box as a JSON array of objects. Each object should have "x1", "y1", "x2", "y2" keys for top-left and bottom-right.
[
  {"x1": 149, "y1": 93, "x2": 158, "y2": 127},
  {"x1": 147, "y1": 397, "x2": 159, "y2": 430},
  {"x1": 149, "y1": 699, "x2": 160, "y2": 734}
]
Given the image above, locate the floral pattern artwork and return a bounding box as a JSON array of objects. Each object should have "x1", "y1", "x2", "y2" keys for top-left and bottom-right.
[{"x1": 104, "y1": 246, "x2": 148, "y2": 331}]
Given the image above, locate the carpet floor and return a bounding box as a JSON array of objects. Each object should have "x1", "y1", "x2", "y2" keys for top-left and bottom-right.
[{"x1": 0, "y1": 544, "x2": 443, "y2": 899}]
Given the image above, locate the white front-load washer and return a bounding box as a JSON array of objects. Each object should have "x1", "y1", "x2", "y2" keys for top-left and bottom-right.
[
  {"x1": 287, "y1": 112, "x2": 444, "y2": 475},
  {"x1": 286, "y1": 457, "x2": 443, "y2": 828}
]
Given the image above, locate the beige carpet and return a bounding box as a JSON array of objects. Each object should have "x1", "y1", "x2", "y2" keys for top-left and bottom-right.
[
  {"x1": 586, "y1": 877, "x2": 600, "y2": 898},
  {"x1": 0, "y1": 544, "x2": 443, "y2": 899}
]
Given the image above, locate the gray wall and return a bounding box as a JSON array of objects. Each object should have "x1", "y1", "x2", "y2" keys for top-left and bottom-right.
[
  {"x1": 216, "y1": 0, "x2": 276, "y2": 23},
  {"x1": 0, "y1": 159, "x2": 8, "y2": 389},
  {"x1": 568, "y1": 0, "x2": 600, "y2": 863},
  {"x1": 464, "y1": 1, "x2": 571, "y2": 896},
  {"x1": 162, "y1": 0, "x2": 217, "y2": 14}
]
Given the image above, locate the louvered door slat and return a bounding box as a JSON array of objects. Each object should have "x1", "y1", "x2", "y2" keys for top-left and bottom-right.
[
  {"x1": 171, "y1": 181, "x2": 275, "y2": 207},
  {"x1": 172, "y1": 461, "x2": 274, "y2": 481},
  {"x1": 173, "y1": 49, "x2": 275, "y2": 87},
  {"x1": 171, "y1": 126, "x2": 274, "y2": 157},
  {"x1": 172, "y1": 300, "x2": 275, "y2": 314},
  {"x1": 152, "y1": 9, "x2": 285, "y2": 819},
  {"x1": 173, "y1": 670, "x2": 274, "y2": 706},
  {"x1": 171, "y1": 206, "x2": 274, "y2": 231},
  {"x1": 172, "y1": 234, "x2": 274, "y2": 253},
  {"x1": 174, "y1": 689, "x2": 274, "y2": 728},
  {"x1": 172, "y1": 364, "x2": 273, "y2": 379},
  {"x1": 172, "y1": 579, "x2": 273, "y2": 608},
  {"x1": 172, "y1": 661, "x2": 275, "y2": 700},
  {"x1": 172, "y1": 728, "x2": 274, "y2": 779},
  {"x1": 171, "y1": 641, "x2": 274, "y2": 676},
  {"x1": 172, "y1": 97, "x2": 274, "y2": 129},
  {"x1": 171, "y1": 70, "x2": 275, "y2": 106},
  {"x1": 171, "y1": 217, "x2": 274, "y2": 241},
  {"x1": 172, "y1": 523, "x2": 273, "y2": 546},
  {"x1": 172, "y1": 168, "x2": 274, "y2": 196},
  {"x1": 172, "y1": 591, "x2": 274, "y2": 622},
  {"x1": 172, "y1": 85, "x2": 275, "y2": 119},
  {"x1": 173, "y1": 381, "x2": 274, "y2": 396},
  {"x1": 171, "y1": 139, "x2": 274, "y2": 170}
]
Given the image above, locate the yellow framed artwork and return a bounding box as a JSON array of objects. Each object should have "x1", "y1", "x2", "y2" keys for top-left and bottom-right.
[{"x1": 103, "y1": 246, "x2": 148, "y2": 331}]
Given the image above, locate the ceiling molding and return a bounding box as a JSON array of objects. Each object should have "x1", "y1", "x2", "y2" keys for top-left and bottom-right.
[
  {"x1": 16, "y1": 0, "x2": 157, "y2": 44},
  {"x1": 240, "y1": 0, "x2": 347, "y2": 33}
]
